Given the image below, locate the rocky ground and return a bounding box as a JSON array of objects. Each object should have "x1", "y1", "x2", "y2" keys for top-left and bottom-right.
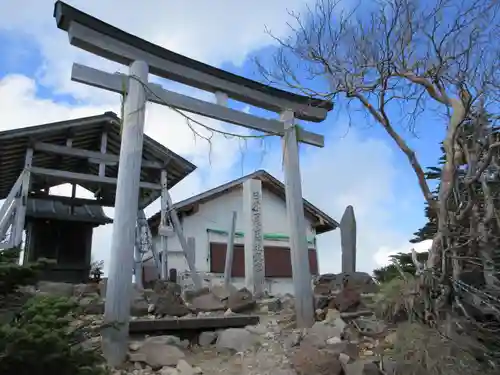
[{"x1": 32, "y1": 272, "x2": 397, "y2": 375}]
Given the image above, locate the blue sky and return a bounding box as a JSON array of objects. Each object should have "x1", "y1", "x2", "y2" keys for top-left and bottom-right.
[{"x1": 0, "y1": 0, "x2": 441, "y2": 274}]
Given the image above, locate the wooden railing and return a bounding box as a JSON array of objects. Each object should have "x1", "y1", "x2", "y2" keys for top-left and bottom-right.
[{"x1": 0, "y1": 170, "x2": 25, "y2": 249}]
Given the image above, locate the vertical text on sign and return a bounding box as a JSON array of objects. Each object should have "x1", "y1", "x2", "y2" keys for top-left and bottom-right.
[
  {"x1": 251, "y1": 189, "x2": 265, "y2": 294},
  {"x1": 251, "y1": 191, "x2": 264, "y2": 273}
]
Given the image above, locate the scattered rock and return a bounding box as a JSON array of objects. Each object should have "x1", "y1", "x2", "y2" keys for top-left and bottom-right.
[
  {"x1": 209, "y1": 284, "x2": 237, "y2": 301},
  {"x1": 130, "y1": 297, "x2": 150, "y2": 317},
  {"x1": 332, "y1": 287, "x2": 361, "y2": 312},
  {"x1": 216, "y1": 328, "x2": 258, "y2": 353},
  {"x1": 191, "y1": 292, "x2": 226, "y2": 312},
  {"x1": 79, "y1": 296, "x2": 105, "y2": 315},
  {"x1": 136, "y1": 343, "x2": 185, "y2": 369},
  {"x1": 291, "y1": 344, "x2": 344, "y2": 375},
  {"x1": 129, "y1": 341, "x2": 142, "y2": 351},
  {"x1": 327, "y1": 336, "x2": 343, "y2": 345},
  {"x1": 73, "y1": 283, "x2": 99, "y2": 298},
  {"x1": 176, "y1": 359, "x2": 201, "y2": 375},
  {"x1": 141, "y1": 288, "x2": 156, "y2": 302},
  {"x1": 183, "y1": 287, "x2": 210, "y2": 303},
  {"x1": 258, "y1": 298, "x2": 282, "y2": 312},
  {"x1": 384, "y1": 332, "x2": 397, "y2": 346},
  {"x1": 37, "y1": 281, "x2": 74, "y2": 297},
  {"x1": 362, "y1": 361, "x2": 382, "y2": 375},
  {"x1": 151, "y1": 280, "x2": 190, "y2": 317},
  {"x1": 302, "y1": 321, "x2": 343, "y2": 348},
  {"x1": 245, "y1": 323, "x2": 268, "y2": 335},
  {"x1": 324, "y1": 308, "x2": 348, "y2": 332},
  {"x1": 315, "y1": 295, "x2": 331, "y2": 310},
  {"x1": 226, "y1": 287, "x2": 256, "y2": 313},
  {"x1": 339, "y1": 352, "x2": 350, "y2": 365},
  {"x1": 355, "y1": 316, "x2": 387, "y2": 335},
  {"x1": 142, "y1": 335, "x2": 189, "y2": 349},
  {"x1": 313, "y1": 274, "x2": 336, "y2": 294},
  {"x1": 154, "y1": 280, "x2": 182, "y2": 296},
  {"x1": 155, "y1": 295, "x2": 191, "y2": 317},
  {"x1": 81, "y1": 336, "x2": 101, "y2": 351},
  {"x1": 283, "y1": 330, "x2": 302, "y2": 349},
  {"x1": 280, "y1": 294, "x2": 295, "y2": 310},
  {"x1": 128, "y1": 352, "x2": 147, "y2": 363},
  {"x1": 316, "y1": 308, "x2": 326, "y2": 320},
  {"x1": 160, "y1": 367, "x2": 179, "y2": 375},
  {"x1": 198, "y1": 331, "x2": 218, "y2": 347},
  {"x1": 344, "y1": 360, "x2": 382, "y2": 375},
  {"x1": 341, "y1": 342, "x2": 360, "y2": 360}
]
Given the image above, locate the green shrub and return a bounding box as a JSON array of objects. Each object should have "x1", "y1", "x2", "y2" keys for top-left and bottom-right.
[
  {"x1": 373, "y1": 274, "x2": 422, "y2": 322},
  {"x1": 0, "y1": 249, "x2": 108, "y2": 375},
  {"x1": 0, "y1": 247, "x2": 39, "y2": 295},
  {"x1": 388, "y1": 322, "x2": 495, "y2": 375}
]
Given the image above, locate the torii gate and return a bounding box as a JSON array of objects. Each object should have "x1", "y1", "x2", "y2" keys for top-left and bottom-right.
[{"x1": 53, "y1": 1, "x2": 333, "y2": 365}]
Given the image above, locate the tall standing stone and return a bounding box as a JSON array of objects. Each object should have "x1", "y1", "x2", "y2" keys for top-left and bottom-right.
[
  {"x1": 242, "y1": 178, "x2": 265, "y2": 296},
  {"x1": 340, "y1": 205, "x2": 357, "y2": 273}
]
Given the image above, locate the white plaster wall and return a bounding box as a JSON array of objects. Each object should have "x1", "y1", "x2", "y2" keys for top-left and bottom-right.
[
  {"x1": 177, "y1": 272, "x2": 295, "y2": 297},
  {"x1": 149, "y1": 184, "x2": 317, "y2": 294},
  {"x1": 229, "y1": 276, "x2": 295, "y2": 296}
]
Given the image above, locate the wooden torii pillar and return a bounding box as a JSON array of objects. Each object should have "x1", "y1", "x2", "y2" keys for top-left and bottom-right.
[{"x1": 53, "y1": 0, "x2": 332, "y2": 365}]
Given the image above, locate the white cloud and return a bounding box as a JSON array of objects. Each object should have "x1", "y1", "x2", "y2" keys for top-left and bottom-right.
[
  {"x1": 374, "y1": 239, "x2": 433, "y2": 268},
  {"x1": 0, "y1": 0, "x2": 315, "y2": 100},
  {"x1": 262, "y1": 122, "x2": 414, "y2": 274},
  {"x1": 0, "y1": 0, "x2": 426, "y2": 276}
]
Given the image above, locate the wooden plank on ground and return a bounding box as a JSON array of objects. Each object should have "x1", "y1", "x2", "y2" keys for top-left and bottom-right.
[{"x1": 129, "y1": 315, "x2": 260, "y2": 334}]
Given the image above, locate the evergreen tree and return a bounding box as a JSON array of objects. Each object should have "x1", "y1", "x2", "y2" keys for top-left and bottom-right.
[
  {"x1": 0, "y1": 248, "x2": 109, "y2": 375},
  {"x1": 373, "y1": 251, "x2": 429, "y2": 283}
]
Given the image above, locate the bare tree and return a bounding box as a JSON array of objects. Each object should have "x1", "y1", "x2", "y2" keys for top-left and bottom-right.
[{"x1": 258, "y1": 0, "x2": 500, "y2": 359}]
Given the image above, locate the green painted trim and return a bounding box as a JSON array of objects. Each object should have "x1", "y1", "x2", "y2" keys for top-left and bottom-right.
[{"x1": 207, "y1": 228, "x2": 315, "y2": 244}]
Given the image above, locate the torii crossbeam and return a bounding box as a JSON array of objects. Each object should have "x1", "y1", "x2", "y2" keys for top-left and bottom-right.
[{"x1": 53, "y1": 0, "x2": 333, "y2": 365}]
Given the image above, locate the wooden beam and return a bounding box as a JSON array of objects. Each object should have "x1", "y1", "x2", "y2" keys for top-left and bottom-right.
[
  {"x1": 159, "y1": 170, "x2": 168, "y2": 280},
  {"x1": 0, "y1": 201, "x2": 16, "y2": 240},
  {"x1": 134, "y1": 242, "x2": 143, "y2": 290},
  {"x1": 31, "y1": 167, "x2": 161, "y2": 190},
  {"x1": 33, "y1": 142, "x2": 164, "y2": 169},
  {"x1": 165, "y1": 186, "x2": 202, "y2": 290},
  {"x1": 13, "y1": 148, "x2": 33, "y2": 247},
  {"x1": 224, "y1": 211, "x2": 237, "y2": 288},
  {"x1": 99, "y1": 131, "x2": 108, "y2": 176},
  {"x1": 103, "y1": 60, "x2": 149, "y2": 366},
  {"x1": 28, "y1": 193, "x2": 111, "y2": 207},
  {"x1": 66, "y1": 22, "x2": 328, "y2": 122},
  {"x1": 71, "y1": 64, "x2": 325, "y2": 148},
  {"x1": 0, "y1": 171, "x2": 25, "y2": 231},
  {"x1": 281, "y1": 109, "x2": 315, "y2": 328}
]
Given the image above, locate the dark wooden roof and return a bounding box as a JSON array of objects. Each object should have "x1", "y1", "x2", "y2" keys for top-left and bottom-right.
[
  {"x1": 148, "y1": 169, "x2": 338, "y2": 235},
  {"x1": 0, "y1": 112, "x2": 196, "y2": 205},
  {"x1": 26, "y1": 198, "x2": 112, "y2": 226},
  {"x1": 53, "y1": 1, "x2": 333, "y2": 122}
]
